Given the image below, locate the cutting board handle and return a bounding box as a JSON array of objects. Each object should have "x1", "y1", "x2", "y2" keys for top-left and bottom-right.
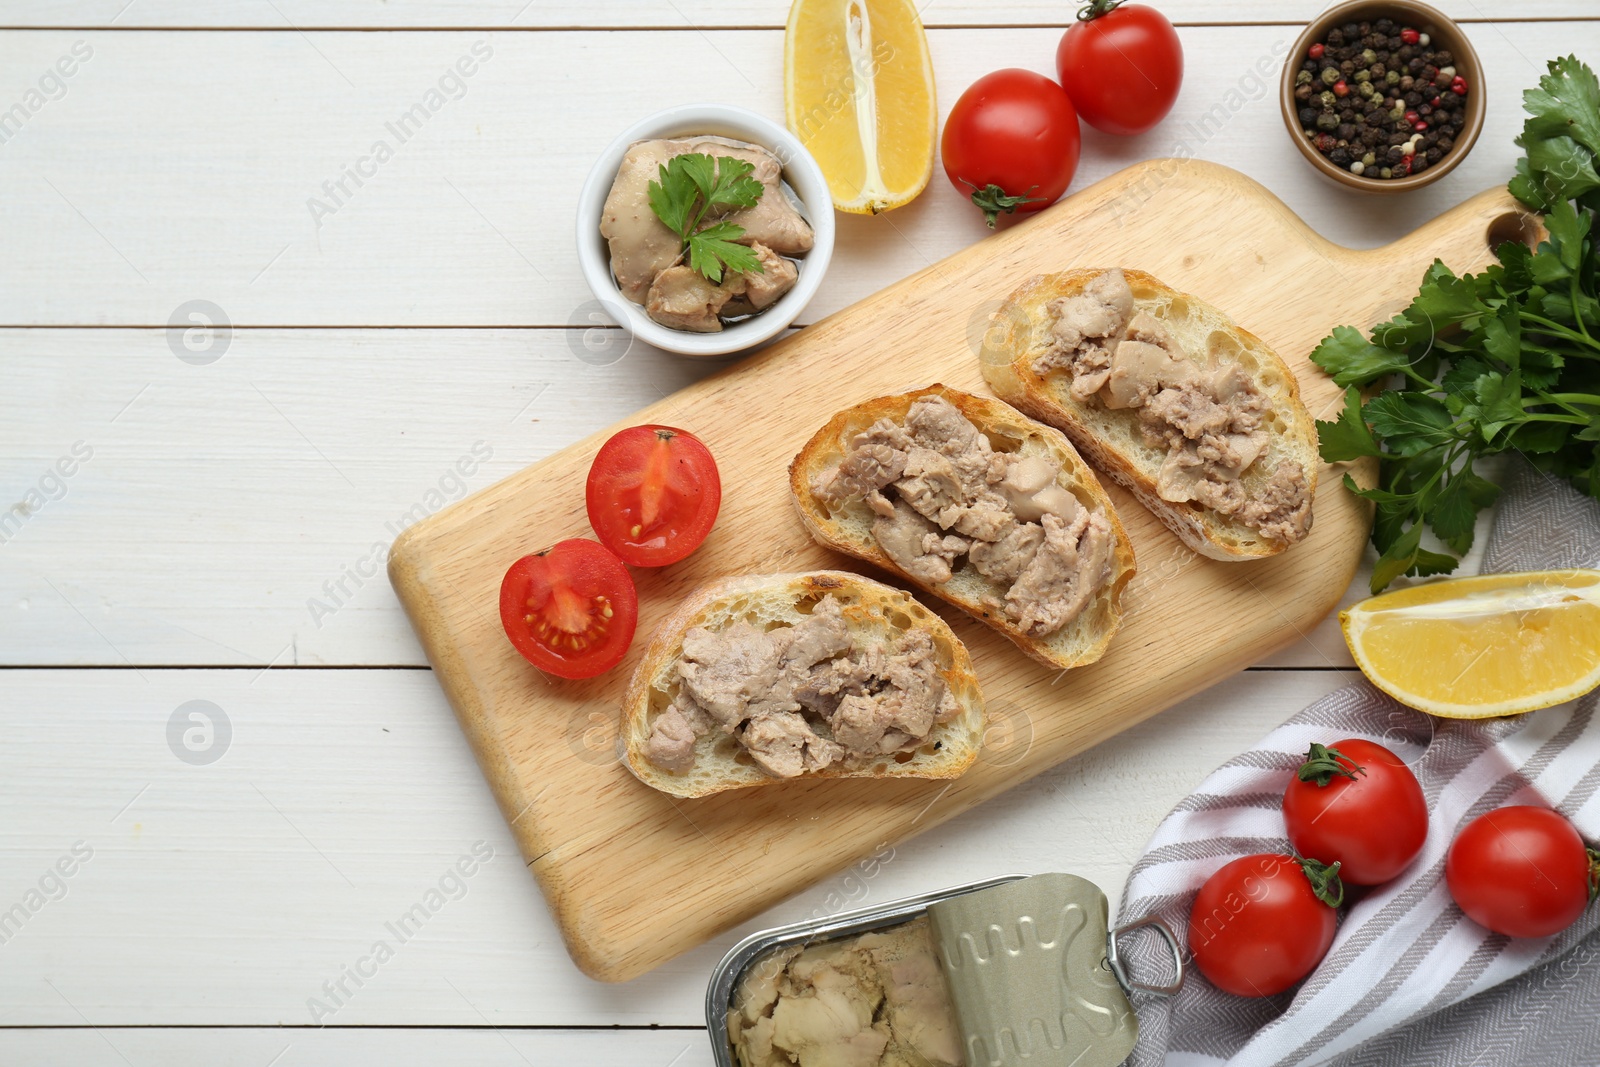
[{"x1": 1352, "y1": 186, "x2": 1541, "y2": 286}]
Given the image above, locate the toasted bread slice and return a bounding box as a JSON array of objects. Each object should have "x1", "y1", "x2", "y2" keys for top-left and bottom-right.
[
  {"x1": 619, "y1": 571, "x2": 985, "y2": 799},
  {"x1": 789, "y1": 385, "x2": 1135, "y2": 671},
  {"x1": 980, "y1": 268, "x2": 1320, "y2": 561}
]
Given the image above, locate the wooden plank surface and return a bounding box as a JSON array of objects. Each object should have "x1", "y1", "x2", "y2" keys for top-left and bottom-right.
[
  {"x1": 0, "y1": 1028, "x2": 707, "y2": 1067},
  {"x1": 0, "y1": 326, "x2": 1381, "y2": 669},
  {"x1": 0, "y1": 22, "x2": 1587, "y2": 325},
  {"x1": 4, "y1": 0, "x2": 1593, "y2": 28},
  {"x1": 389, "y1": 159, "x2": 1526, "y2": 981},
  {"x1": 0, "y1": 666, "x2": 1349, "y2": 1025}
]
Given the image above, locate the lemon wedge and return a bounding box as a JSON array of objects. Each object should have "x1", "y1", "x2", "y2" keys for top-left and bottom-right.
[
  {"x1": 1341, "y1": 569, "x2": 1600, "y2": 718},
  {"x1": 784, "y1": 0, "x2": 936, "y2": 214}
]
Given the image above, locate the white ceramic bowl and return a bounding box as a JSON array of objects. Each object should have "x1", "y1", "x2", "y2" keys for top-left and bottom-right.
[{"x1": 575, "y1": 103, "x2": 836, "y2": 359}]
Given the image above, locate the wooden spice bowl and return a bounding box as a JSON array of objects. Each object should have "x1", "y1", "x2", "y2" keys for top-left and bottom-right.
[{"x1": 1279, "y1": 0, "x2": 1486, "y2": 193}]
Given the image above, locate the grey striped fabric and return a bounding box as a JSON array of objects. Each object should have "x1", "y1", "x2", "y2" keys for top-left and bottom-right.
[{"x1": 1117, "y1": 459, "x2": 1600, "y2": 1066}]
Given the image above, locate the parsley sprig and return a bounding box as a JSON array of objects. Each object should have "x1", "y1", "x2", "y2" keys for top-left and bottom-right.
[
  {"x1": 1313, "y1": 55, "x2": 1600, "y2": 592},
  {"x1": 647, "y1": 153, "x2": 766, "y2": 283}
]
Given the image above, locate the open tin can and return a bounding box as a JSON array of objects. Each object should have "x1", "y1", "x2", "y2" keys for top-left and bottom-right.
[{"x1": 707, "y1": 873, "x2": 1183, "y2": 1067}]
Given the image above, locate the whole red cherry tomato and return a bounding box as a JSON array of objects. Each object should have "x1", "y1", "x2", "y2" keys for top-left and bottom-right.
[
  {"x1": 586, "y1": 425, "x2": 721, "y2": 567},
  {"x1": 1056, "y1": 1, "x2": 1184, "y2": 136},
  {"x1": 941, "y1": 68, "x2": 1081, "y2": 227},
  {"x1": 1447, "y1": 806, "x2": 1598, "y2": 938},
  {"x1": 1283, "y1": 739, "x2": 1428, "y2": 885},
  {"x1": 499, "y1": 539, "x2": 638, "y2": 679},
  {"x1": 1188, "y1": 853, "x2": 1343, "y2": 998}
]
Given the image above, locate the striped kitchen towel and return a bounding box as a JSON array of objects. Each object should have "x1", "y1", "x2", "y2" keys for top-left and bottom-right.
[{"x1": 1117, "y1": 458, "x2": 1600, "y2": 1067}]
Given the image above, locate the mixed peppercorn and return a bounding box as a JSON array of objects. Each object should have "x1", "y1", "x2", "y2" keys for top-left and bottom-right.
[{"x1": 1294, "y1": 17, "x2": 1470, "y2": 180}]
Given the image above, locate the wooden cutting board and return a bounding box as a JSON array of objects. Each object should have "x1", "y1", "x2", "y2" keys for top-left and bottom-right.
[{"x1": 389, "y1": 159, "x2": 1527, "y2": 982}]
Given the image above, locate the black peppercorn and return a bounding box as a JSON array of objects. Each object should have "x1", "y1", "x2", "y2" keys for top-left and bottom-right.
[{"x1": 1330, "y1": 147, "x2": 1352, "y2": 166}]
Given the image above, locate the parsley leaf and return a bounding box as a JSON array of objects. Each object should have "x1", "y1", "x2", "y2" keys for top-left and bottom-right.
[
  {"x1": 686, "y1": 221, "x2": 763, "y2": 283},
  {"x1": 1431, "y1": 468, "x2": 1500, "y2": 552},
  {"x1": 1514, "y1": 56, "x2": 1600, "y2": 210},
  {"x1": 1316, "y1": 386, "x2": 1383, "y2": 460},
  {"x1": 647, "y1": 161, "x2": 699, "y2": 237},
  {"x1": 1363, "y1": 391, "x2": 1454, "y2": 456},
  {"x1": 645, "y1": 153, "x2": 768, "y2": 284},
  {"x1": 1311, "y1": 326, "x2": 1418, "y2": 386},
  {"x1": 1520, "y1": 55, "x2": 1600, "y2": 157},
  {"x1": 1473, "y1": 370, "x2": 1525, "y2": 442},
  {"x1": 706, "y1": 157, "x2": 764, "y2": 211}
]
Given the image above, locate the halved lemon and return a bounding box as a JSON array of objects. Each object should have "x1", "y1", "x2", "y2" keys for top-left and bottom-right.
[
  {"x1": 784, "y1": 0, "x2": 936, "y2": 214},
  {"x1": 1341, "y1": 570, "x2": 1600, "y2": 719}
]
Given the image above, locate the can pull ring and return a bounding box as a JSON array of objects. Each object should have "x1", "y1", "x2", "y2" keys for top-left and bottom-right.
[{"x1": 1106, "y1": 916, "x2": 1184, "y2": 997}]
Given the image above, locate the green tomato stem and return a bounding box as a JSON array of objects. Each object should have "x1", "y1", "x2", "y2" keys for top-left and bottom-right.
[
  {"x1": 960, "y1": 180, "x2": 1044, "y2": 229},
  {"x1": 1297, "y1": 857, "x2": 1346, "y2": 910},
  {"x1": 1076, "y1": 0, "x2": 1123, "y2": 19},
  {"x1": 1297, "y1": 743, "x2": 1364, "y2": 787}
]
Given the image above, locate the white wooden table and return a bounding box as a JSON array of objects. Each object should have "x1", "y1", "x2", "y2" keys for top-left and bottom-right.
[{"x1": 2, "y1": 3, "x2": 1594, "y2": 1063}]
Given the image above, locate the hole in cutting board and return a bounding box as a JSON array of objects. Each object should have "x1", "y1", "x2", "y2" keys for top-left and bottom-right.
[{"x1": 1485, "y1": 211, "x2": 1541, "y2": 252}]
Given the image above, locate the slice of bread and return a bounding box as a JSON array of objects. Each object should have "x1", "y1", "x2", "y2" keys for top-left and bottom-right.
[
  {"x1": 788, "y1": 385, "x2": 1136, "y2": 671},
  {"x1": 980, "y1": 269, "x2": 1320, "y2": 561},
  {"x1": 618, "y1": 571, "x2": 985, "y2": 799}
]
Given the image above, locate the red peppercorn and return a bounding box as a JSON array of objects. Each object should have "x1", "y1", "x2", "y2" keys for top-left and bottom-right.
[
  {"x1": 1404, "y1": 110, "x2": 1419, "y2": 125},
  {"x1": 1393, "y1": 157, "x2": 1412, "y2": 177},
  {"x1": 1431, "y1": 96, "x2": 1443, "y2": 108},
  {"x1": 1414, "y1": 120, "x2": 1429, "y2": 131},
  {"x1": 1400, "y1": 28, "x2": 1420, "y2": 44},
  {"x1": 1451, "y1": 76, "x2": 1468, "y2": 95},
  {"x1": 1334, "y1": 80, "x2": 1350, "y2": 97},
  {"x1": 1310, "y1": 42, "x2": 1326, "y2": 59}
]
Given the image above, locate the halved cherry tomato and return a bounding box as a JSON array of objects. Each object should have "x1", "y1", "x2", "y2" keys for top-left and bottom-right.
[
  {"x1": 499, "y1": 539, "x2": 637, "y2": 679},
  {"x1": 586, "y1": 425, "x2": 721, "y2": 567}
]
